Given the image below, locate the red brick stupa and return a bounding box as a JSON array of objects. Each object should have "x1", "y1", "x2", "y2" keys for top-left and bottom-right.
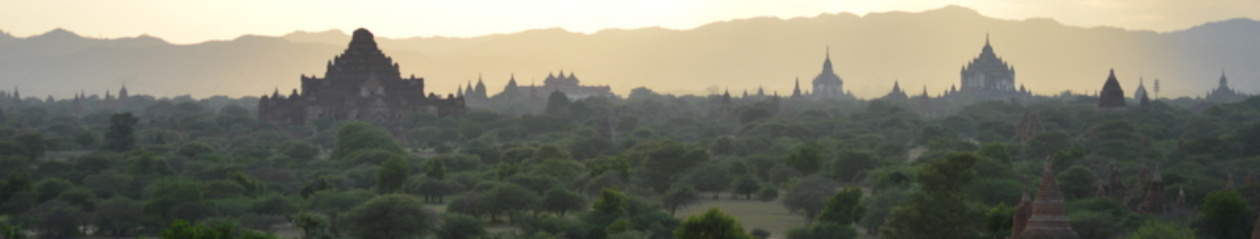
[{"x1": 1013, "y1": 161, "x2": 1080, "y2": 239}]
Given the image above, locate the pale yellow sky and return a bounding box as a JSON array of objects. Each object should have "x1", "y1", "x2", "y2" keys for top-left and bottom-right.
[{"x1": 2, "y1": 0, "x2": 1257, "y2": 44}]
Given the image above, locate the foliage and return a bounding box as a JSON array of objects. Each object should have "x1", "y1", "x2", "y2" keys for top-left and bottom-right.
[
  {"x1": 345, "y1": 194, "x2": 437, "y2": 239},
  {"x1": 817, "y1": 187, "x2": 864, "y2": 225},
  {"x1": 1198, "y1": 190, "x2": 1254, "y2": 239},
  {"x1": 881, "y1": 152, "x2": 982, "y2": 239},
  {"x1": 1128, "y1": 220, "x2": 1197, "y2": 239},
  {"x1": 674, "y1": 208, "x2": 754, "y2": 239}
]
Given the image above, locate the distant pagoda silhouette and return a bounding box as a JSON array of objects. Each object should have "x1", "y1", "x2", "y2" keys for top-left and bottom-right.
[
  {"x1": 258, "y1": 28, "x2": 464, "y2": 125},
  {"x1": 1098, "y1": 69, "x2": 1126, "y2": 109}
]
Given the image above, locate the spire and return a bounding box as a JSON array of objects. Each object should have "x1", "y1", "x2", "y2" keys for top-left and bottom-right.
[
  {"x1": 1099, "y1": 68, "x2": 1126, "y2": 108},
  {"x1": 119, "y1": 83, "x2": 129, "y2": 99},
  {"x1": 792, "y1": 77, "x2": 802, "y2": 97},
  {"x1": 1220, "y1": 69, "x2": 1229, "y2": 89},
  {"x1": 821, "y1": 46, "x2": 834, "y2": 74},
  {"x1": 1017, "y1": 160, "x2": 1080, "y2": 239},
  {"x1": 12, "y1": 86, "x2": 18, "y2": 100}
]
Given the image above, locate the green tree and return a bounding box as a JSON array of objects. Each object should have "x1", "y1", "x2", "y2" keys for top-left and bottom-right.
[
  {"x1": 345, "y1": 194, "x2": 437, "y2": 239},
  {"x1": 484, "y1": 184, "x2": 541, "y2": 222},
  {"x1": 1057, "y1": 166, "x2": 1095, "y2": 200},
  {"x1": 437, "y1": 213, "x2": 486, "y2": 239},
  {"x1": 542, "y1": 188, "x2": 586, "y2": 216},
  {"x1": 688, "y1": 163, "x2": 734, "y2": 199},
  {"x1": 785, "y1": 143, "x2": 824, "y2": 175},
  {"x1": 158, "y1": 220, "x2": 279, "y2": 239},
  {"x1": 104, "y1": 112, "x2": 139, "y2": 152},
  {"x1": 817, "y1": 187, "x2": 864, "y2": 225},
  {"x1": 1128, "y1": 220, "x2": 1197, "y2": 239},
  {"x1": 663, "y1": 186, "x2": 700, "y2": 216},
  {"x1": 782, "y1": 176, "x2": 838, "y2": 224},
  {"x1": 1199, "y1": 190, "x2": 1253, "y2": 239},
  {"x1": 830, "y1": 149, "x2": 878, "y2": 182},
  {"x1": 95, "y1": 196, "x2": 144, "y2": 236},
  {"x1": 634, "y1": 141, "x2": 708, "y2": 193},
  {"x1": 732, "y1": 177, "x2": 761, "y2": 200},
  {"x1": 331, "y1": 121, "x2": 404, "y2": 160},
  {"x1": 32, "y1": 178, "x2": 73, "y2": 202},
  {"x1": 674, "y1": 208, "x2": 753, "y2": 239},
  {"x1": 881, "y1": 152, "x2": 982, "y2": 239},
  {"x1": 293, "y1": 212, "x2": 332, "y2": 239},
  {"x1": 786, "y1": 223, "x2": 857, "y2": 239},
  {"x1": 29, "y1": 200, "x2": 84, "y2": 238},
  {"x1": 377, "y1": 158, "x2": 410, "y2": 193}
]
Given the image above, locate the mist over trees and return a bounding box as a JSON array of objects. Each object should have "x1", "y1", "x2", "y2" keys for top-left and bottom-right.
[{"x1": 2, "y1": 86, "x2": 1260, "y2": 239}]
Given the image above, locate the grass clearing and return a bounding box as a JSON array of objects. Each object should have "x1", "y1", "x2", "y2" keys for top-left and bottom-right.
[{"x1": 674, "y1": 197, "x2": 806, "y2": 239}]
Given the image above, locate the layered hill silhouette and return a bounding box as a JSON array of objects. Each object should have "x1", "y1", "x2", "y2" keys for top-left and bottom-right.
[{"x1": 1, "y1": 6, "x2": 1257, "y2": 98}]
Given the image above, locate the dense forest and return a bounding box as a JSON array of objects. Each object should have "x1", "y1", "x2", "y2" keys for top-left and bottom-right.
[{"x1": 1, "y1": 90, "x2": 1259, "y2": 239}]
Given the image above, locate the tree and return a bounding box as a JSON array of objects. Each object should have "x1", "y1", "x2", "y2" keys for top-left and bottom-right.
[
  {"x1": 542, "y1": 188, "x2": 586, "y2": 216},
  {"x1": 331, "y1": 121, "x2": 404, "y2": 160},
  {"x1": 437, "y1": 213, "x2": 486, "y2": 239},
  {"x1": 880, "y1": 152, "x2": 982, "y2": 239},
  {"x1": 158, "y1": 220, "x2": 279, "y2": 239},
  {"x1": 687, "y1": 163, "x2": 734, "y2": 199},
  {"x1": 32, "y1": 178, "x2": 73, "y2": 202},
  {"x1": 1128, "y1": 220, "x2": 1197, "y2": 239},
  {"x1": 1057, "y1": 166, "x2": 1095, "y2": 200},
  {"x1": 1199, "y1": 190, "x2": 1253, "y2": 239},
  {"x1": 13, "y1": 133, "x2": 46, "y2": 160},
  {"x1": 104, "y1": 112, "x2": 139, "y2": 152},
  {"x1": 663, "y1": 186, "x2": 700, "y2": 216},
  {"x1": 786, "y1": 222, "x2": 858, "y2": 239},
  {"x1": 782, "y1": 176, "x2": 838, "y2": 224},
  {"x1": 424, "y1": 159, "x2": 447, "y2": 179},
  {"x1": 732, "y1": 177, "x2": 761, "y2": 200},
  {"x1": 95, "y1": 196, "x2": 144, "y2": 236},
  {"x1": 377, "y1": 158, "x2": 410, "y2": 193},
  {"x1": 484, "y1": 184, "x2": 541, "y2": 222},
  {"x1": 785, "y1": 143, "x2": 824, "y2": 175},
  {"x1": 817, "y1": 187, "x2": 864, "y2": 225},
  {"x1": 674, "y1": 208, "x2": 753, "y2": 239},
  {"x1": 757, "y1": 187, "x2": 779, "y2": 202},
  {"x1": 345, "y1": 194, "x2": 437, "y2": 239},
  {"x1": 292, "y1": 212, "x2": 333, "y2": 239},
  {"x1": 634, "y1": 141, "x2": 708, "y2": 193},
  {"x1": 830, "y1": 149, "x2": 878, "y2": 182},
  {"x1": 28, "y1": 200, "x2": 84, "y2": 238}
]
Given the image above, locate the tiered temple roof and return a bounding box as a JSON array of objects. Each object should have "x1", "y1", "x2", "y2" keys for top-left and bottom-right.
[{"x1": 1014, "y1": 161, "x2": 1080, "y2": 239}]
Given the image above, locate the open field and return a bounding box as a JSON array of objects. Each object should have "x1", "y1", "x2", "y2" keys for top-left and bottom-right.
[{"x1": 674, "y1": 197, "x2": 806, "y2": 239}]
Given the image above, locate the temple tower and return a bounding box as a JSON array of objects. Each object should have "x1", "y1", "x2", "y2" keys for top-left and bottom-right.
[
  {"x1": 1017, "y1": 160, "x2": 1080, "y2": 239},
  {"x1": 1098, "y1": 69, "x2": 1126, "y2": 108}
]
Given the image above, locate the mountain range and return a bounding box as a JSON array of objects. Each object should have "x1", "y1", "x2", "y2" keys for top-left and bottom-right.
[{"x1": 1, "y1": 5, "x2": 1257, "y2": 99}]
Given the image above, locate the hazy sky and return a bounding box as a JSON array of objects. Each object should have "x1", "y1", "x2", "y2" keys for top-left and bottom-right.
[{"x1": 3, "y1": 0, "x2": 1257, "y2": 44}]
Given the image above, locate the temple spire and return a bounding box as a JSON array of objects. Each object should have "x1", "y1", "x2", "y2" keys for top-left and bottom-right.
[
  {"x1": 792, "y1": 77, "x2": 802, "y2": 97},
  {"x1": 1016, "y1": 160, "x2": 1080, "y2": 239}
]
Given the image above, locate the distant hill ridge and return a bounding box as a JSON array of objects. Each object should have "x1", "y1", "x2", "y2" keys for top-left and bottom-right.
[{"x1": 1, "y1": 6, "x2": 1257, "y2": 98}]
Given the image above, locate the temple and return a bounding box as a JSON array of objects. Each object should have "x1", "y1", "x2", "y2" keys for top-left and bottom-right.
[
  {"x1": 953, "y1": 35, "x2": 1029, "y2": 100},
  {"x1": 1134, "y1": 78, "x2": 1151, "y2": 106},
  {"x1": 258, "y1": 28, "x2": 464, "y2": 125},
  {"x1": 1013, "y1": 161, "x2": 1080, "y2": 239},
  {"x1": 1206, "y1": 71, "x2": 1248, "y2": 103},
  {"x1": 810, "y1": 47, "x2": 849, "y2": 99},
  {"x1": 493, "y1": 70, "x2": 614, "y2": 100},
  {"x1": 881, "y1": 81, "x2": 908, "y2": 101},
  {"x1": 1098, "y1": 69, "x2": 1126, "y2": 109}
]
